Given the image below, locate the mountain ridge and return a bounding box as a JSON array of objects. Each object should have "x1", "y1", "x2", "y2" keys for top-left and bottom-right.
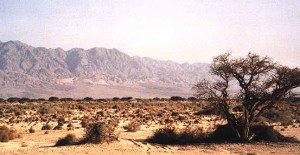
[{"x1": 0, "y1": 40, "x2": 210, "y2": 98}]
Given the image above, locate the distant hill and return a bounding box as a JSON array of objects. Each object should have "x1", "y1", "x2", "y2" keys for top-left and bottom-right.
[{"x1": 0, "y1": 40, "x2": 210, "y2": 98}]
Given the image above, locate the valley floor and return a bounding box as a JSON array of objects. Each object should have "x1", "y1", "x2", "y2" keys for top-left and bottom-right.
[
  {"x1": 0, "y1": 101, "x2": 299, "y2": 154},
  {"x1": 0, "y1": 123, "x2": 299, "y2": 155}
]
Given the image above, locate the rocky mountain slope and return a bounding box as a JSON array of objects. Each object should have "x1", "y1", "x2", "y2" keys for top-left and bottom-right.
[{"x1": 0, "y1": 40, "x2": 210, "y2": 98}]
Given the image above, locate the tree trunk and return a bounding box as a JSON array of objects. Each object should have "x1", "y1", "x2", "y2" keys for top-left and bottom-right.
[
  {"x1": 240, "y1": 110, "x2": 254, "y2": 142},
  {"x1": 225, "y1": 113, "x2": 241, "y2": 139},
  {"x1": 241, "y1": 117, "x2": 250, "y2": 142}
]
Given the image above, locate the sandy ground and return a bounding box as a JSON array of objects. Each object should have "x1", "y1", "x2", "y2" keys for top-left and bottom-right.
[
  {"x1": 0, "y1": 123, "x2": 299, "y2": 155},
  {"x1": 0, "y1": 101, "x2": 299, "y2": 154}
]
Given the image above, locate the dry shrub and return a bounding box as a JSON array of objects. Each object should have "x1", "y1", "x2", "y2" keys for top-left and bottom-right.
[
  {"x1": 262, "y1": 109, "x2": 294, "y2": 126},
  {"x1": 67, "y1": 123, "x2": 74, "y2": 130},
  {"x1": 147, "y1": 127, "x2": 206, "y2": 145},
  {"x1": 251, "y1": 125, "x2": 298, "y2": 142},
  {"x1": 53, "y1": 125, "x2": 63, "y2": 130},
  {"x1": 29, "y1": 127, "x2": 35, "y2": 133},
  {"x1": 194, "y1": 107, "x2": 220, "y2": 116},
  {"x1": 80, "y1": 122, "x2": 118, "y2": 144},
  {"x1": 81, "y1": 120, "x2": 88, "y2": 128},
  {"x1": 41, "y1": 124, "x2": 52, "y2": 130},
  {"x1": 124, "y1": 121, "x2": 141, "y2": 132},
  {"x1": 21, "y1": 142, "x2": 28, "y2": 147},
  {"x1": 206, "y1": 124, "x2": 298, "y2": 143},
  {"x1": 0, "y1": 126, "x2": 21, "y2": 142},
  {"x1": 58, "y1": 117, "x2": 65, "y2": 126},
  {"x1": 147, "y1": 124, "x2": 298, "y2": 144},
  {"x1": 55, "y1": 134, "x2": 77, "y2": 146}
]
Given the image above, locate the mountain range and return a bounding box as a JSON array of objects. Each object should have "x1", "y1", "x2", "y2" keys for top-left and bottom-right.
[{"x1": 0, "y1": 40, "x2": 210, "y2": 98}]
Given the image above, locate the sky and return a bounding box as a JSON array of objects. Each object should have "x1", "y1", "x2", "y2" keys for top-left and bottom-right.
[{"x1": 0, "y1": 0, "x2": 299, "y2": 66}]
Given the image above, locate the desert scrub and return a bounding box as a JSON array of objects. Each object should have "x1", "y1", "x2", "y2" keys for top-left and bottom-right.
[
  {"x1": 41, "y1": 124, "x2": 52, "y2": 130},
  {"x1": 206, "y1": 124, "x2": 299, "y2": 143},
  {"x1": 124, "y1": 121, "x2": 141, "y2": 132},
  {"x1": 147, "y1": 127, "x2": 206, "y2": 145},
  {"x1": 80, "y1": 122, "x2": 118, "y2": 144},
  {"x1": 55, "y1": 134, "x2": 77, "y2": 146},
  {"x1": 0, "y1": 126, "x2": 21, "y2": 142},
  {"x1": 28, "y1": 126, "x2": 35, "y2": 133}
]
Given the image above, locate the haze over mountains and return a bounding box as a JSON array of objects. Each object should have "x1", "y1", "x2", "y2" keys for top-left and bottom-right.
[{"x1": 0, "y1": 40, "x2": 210, "y2": 98}]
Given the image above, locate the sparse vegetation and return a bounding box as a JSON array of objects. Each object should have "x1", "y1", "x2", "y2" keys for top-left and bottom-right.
[
  {"x1": 207, "y1": 124, "x2": 298, "y2": 143},
  {"x1": 170, "y1": 96, "x2": 185, "y2": 101},
  {"x1": 0, "y1": 96, "x2": 299, "y2": 150},
  {"x1": 124, "y1": 121, "x2": 141, "y2": 132},
  {"x1": 112, "y1": 97, "x2": 120, "y2": 101},
  {"x1": 80, "y1": 122, "x2": 118, "y2": 144},
  {"x1": 29, "y1": 126, "x2": 35, "y2": 133},
  {"x1": 55, "y1": 134, "x2": 77, "y2": 146},
  {"x1": 120, "y1": 97, "x2": 133, "y2": 101},
  {"x1": 147, "y1": 127, "x2": 206, "y2": 145},
  {"x1": 48, "y1": 96, "x2": 59, "y2": 102},
  {"x1": 7, "y1": 97, "x2": 20, "y2": 103},
  {"x1": 83, "y1": 97, "x2": 93, "y2": 101},
  {"x1": 0, "y1": 126, "x2": 20, "y2": 142},
  {"x1": 42, "y1": 124, "x2": 52, "y2": 130}
]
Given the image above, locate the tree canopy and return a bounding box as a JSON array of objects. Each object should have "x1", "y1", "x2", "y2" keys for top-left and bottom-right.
[{"x1": 193, "y1": 52, "x2": 300, "y2": 142}]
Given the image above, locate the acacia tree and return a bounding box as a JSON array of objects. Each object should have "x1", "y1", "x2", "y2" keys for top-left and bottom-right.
[{"x1": 193, "y1": 52, "x2": 300, "y2": 142}]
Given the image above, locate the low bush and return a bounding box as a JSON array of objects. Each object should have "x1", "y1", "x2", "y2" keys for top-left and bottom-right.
[
  {"x1": 48, "y1": 96, "x2": 59, "y2": 102},
  {"x1": 83, "y1": 97, "x2": 93, "y2": 101},
  {"x1": 194, "y1": 107, "x2": 220, "y2": 115},
  {"x1": 38, "y1": 98, "x2": 46, "y2": 101},
  {"x1": 7, "y1": 97, "x2": 20, "y2": 103},
  {"x1": 29, "y1": 127, "x2": 35, "y2": 133},
  {"x1": 124, "y1": 121, "x2": 141, "y2": 132},
  {"x1": 187, "y1": 97, "x2": 197, "y2": 101},
  {"x1": 170, "y1": 96, "x2": 185, "y2": 101},
  {"x1": 38, "y1": 106, "x2": 52, "y2": 115},
  {"x1": 54, "y1": 122, "x2": 118, "y2": 146},
  {"x1": 53, "y1": 125, "x2": 63, "y2": 130},
  {"x1": 120, "y1": 97, "x2": 133, "y2": 101},
  {"x1": 206, "y1": 124, "x2": 298, "y2": 143},
  {"x1": 55, "y1": 134, "x2": 77, "y2": 146},
  {"x1": 80, "y1": 122, "x2": 118, "y2": 144},
  {"x1": 19, "y1": 98, "x2": 32, "y2": 103},
  {"x1": 58, "y1": 117, "x2": 65, "y2": 126},
  {"x1": 41, "y1": 124, "x2": 52, "y2": 130},
  {"x1": 112, "y1": 97, "x2": 120, "y2": 101},
  {"x1": 0, "y1": 126, "x2": 21, "y2": 142},
  {"x1": 262, "y1": 109, "x2": 294, "y2": 126},
  {"x1": 60, "y1": 98, "x2": 74, "y2": 102},
  {"x1": 147, "y1": 127, "x2": 206, "y2": 145},
  {"x1": 147, "y1": 124, "x2": 298, "y2": 144}
]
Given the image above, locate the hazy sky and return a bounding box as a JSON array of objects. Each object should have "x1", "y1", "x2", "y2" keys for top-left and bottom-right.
[{"x1": 0, "y1": 0, "x2": 299, "y2": 66}]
